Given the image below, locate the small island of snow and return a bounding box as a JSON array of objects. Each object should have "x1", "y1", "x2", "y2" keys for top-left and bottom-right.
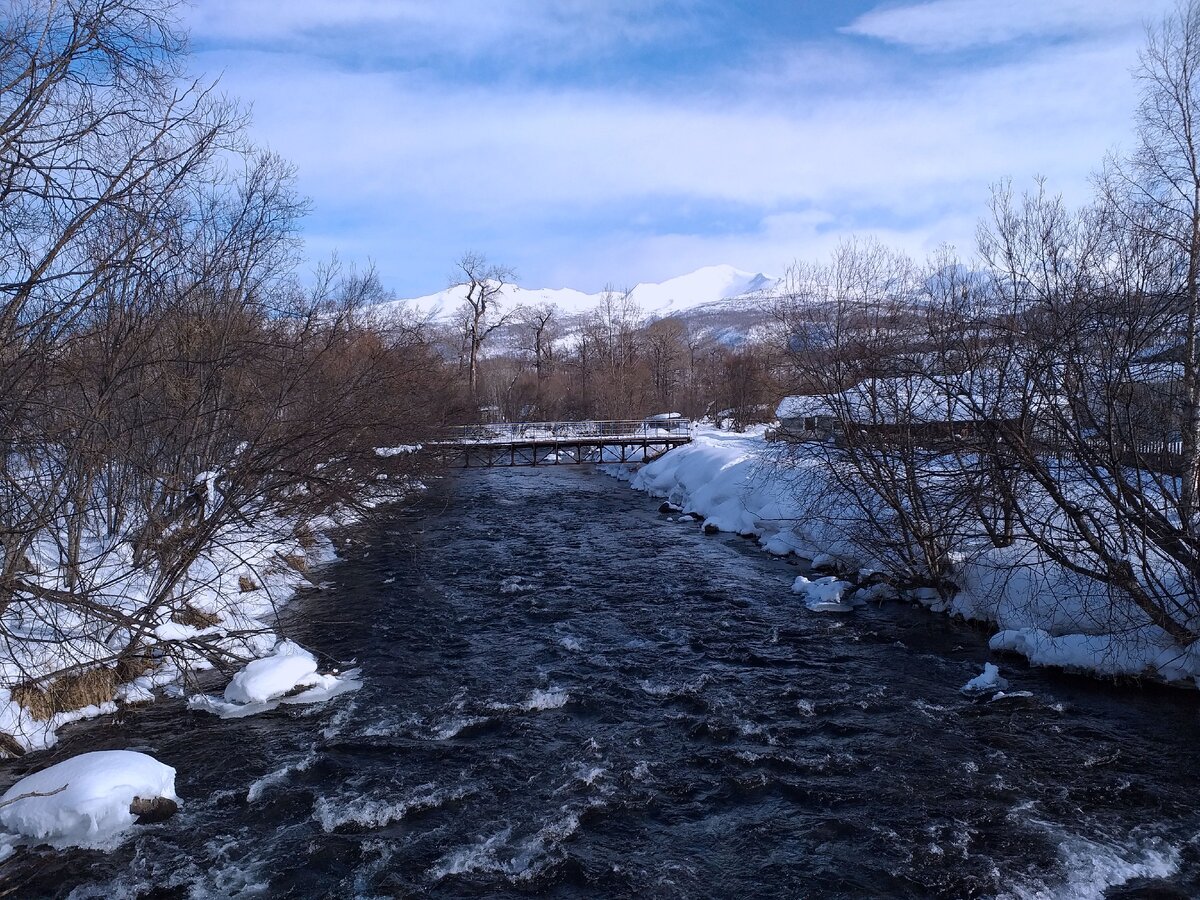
[{"x1": 0, "y1": 750, "x2": 177, "y2": 849}]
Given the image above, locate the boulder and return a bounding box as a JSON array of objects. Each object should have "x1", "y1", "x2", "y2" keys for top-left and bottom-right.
[{"x1": 129, "y1": 796, "x2": 178, "y2": 824}]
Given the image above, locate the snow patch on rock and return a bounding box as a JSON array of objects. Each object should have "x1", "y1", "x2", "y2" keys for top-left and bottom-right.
[{"x1": 0, "y1": 750, "x2": 177, "y2": 849}]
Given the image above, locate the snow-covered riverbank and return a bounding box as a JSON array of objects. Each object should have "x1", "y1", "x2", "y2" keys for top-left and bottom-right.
[
  {"x1": 605, "y1": 427, "x2": 1200, "y2": 687},
  {"x1": 0, "y1": 476, "x2": 415, "y2": 757},
  {"x1": 0, "y1": 512, "x2": 333, "y2": 755}
]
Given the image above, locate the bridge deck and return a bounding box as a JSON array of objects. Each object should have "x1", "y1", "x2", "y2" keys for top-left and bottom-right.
[{"x1": 431, "y1": 419, "x2": 693, "y2": 467}]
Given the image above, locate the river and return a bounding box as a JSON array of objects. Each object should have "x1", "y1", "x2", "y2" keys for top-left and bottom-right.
[{"x1": 2, "y1": 466, "x2": 1199, "y2": 899}]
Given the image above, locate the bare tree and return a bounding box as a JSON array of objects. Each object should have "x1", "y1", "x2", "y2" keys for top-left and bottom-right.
[
  {"x1": 513, "y1": 302, "x2": 558, "y2": 415},
  {"x1": 1104, "y1": 0, "x2": 1200, "y2": 526},
  {"x1": 452, "y1": 251, "x2": 515, "y2": 401}
]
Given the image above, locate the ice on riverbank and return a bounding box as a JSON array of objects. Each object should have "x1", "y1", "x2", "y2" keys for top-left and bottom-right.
[{"x1": 0, "y1": 750, "x2": 177, "y2": 850}]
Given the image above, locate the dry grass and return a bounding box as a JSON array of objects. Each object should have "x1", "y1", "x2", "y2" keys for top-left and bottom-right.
[
  {"x1": 237, "y1": 575, "x2": 258, "y2": 593},
  {"x1": 279, "y1": 552, "x2": 308, "y2": 573},
  {"x1": 113, "y1": 650, "x2": 156, "y2": 684},
  {"x1": 11, "y1": 668, "x2": 119, "y2": 721},
  {"x1": 294, "y1": 525, "x2": 318, "y2": 551},
  {"x1": 171, "y1": 603, "x2": 221, "y2": 629}
]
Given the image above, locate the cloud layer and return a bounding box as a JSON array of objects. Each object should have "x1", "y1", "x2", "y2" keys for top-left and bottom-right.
[{"x1": 185, "y1": 1, "x2": 1173, "y2": 294}]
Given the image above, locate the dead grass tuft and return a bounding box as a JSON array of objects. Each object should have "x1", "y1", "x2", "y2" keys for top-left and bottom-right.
[
  {"x1": 171, "y1": 603, "x2": 221, "y2": 629},
  {"x1": 237, "y1": 575, "x2": 258, "y2": 593},
  {"x1": 0, "y1": 732, "x2": 25, "y2": 758},
  {"x1": 294, "y1": 525, "x2": 318, "y2": 551},
  {"x1": 113, "y1": 650, "x2": 156, "y2": 683},
  {"x1": 279, "y1": 552, "x2": 308, "y2": 573},
  {"x1": 12, "y1": 668, "x2": 119, "y2": 721}
]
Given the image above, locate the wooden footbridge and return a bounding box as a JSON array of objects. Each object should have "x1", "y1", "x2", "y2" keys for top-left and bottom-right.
[{"x1": 432, "y1": 418, "x2": 693, "y2": 468}]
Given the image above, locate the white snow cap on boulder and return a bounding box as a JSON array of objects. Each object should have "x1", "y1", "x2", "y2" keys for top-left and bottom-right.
[
  {"x1": 190, "y1": 639, "x2": 362, "y2": 719},
  {"x1": 962, "y1": 662, "x2": 1009, "y2": 694},
  {"x1": 792, "y1": 574, "x2": 858, "y2": 612},
  {"x1": 0, "y1": 750, "x2": 177, "y2": 849},
  {"x1": 224, "y1": 639, "x2": 320, "y2": 704}
]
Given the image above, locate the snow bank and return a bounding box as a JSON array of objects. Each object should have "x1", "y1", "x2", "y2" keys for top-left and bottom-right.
[
  {"x1": 0, "y1": 750, "x2": 176, "y2": 849},
  {"x1": 606, "y1": 427, "x2": 1200, "y2": 687},
  {"x1": 189, "y1": 640, "x2": 361, "y2": 719},
  {"x1": 0, "y1": 466, "x2": 417, "y2": 755}
]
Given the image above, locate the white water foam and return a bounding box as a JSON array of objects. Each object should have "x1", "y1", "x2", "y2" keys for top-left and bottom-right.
[
  {"x1": 996, "y1": 817, "x2": 1181, "y2": 900},
  {"x1": 432, "y1": 715, "x2": 490, "y2": 740},
  {"x1": 429, "y1": 810, "x2": 582, "y2": 883},
  {"x1": 487, "y1": 688, "x2": 570, "y2": 713},
  {"x1": 313, "y1": 782, "x2": 474, "y2": 833},
  {"x1": 246, "y1": 749, "x2": 317, "y2": 803}
]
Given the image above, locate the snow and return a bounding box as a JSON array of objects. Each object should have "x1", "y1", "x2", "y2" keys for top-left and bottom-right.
[
  {"x1": 778, "y1": 376, "x2": 1005, "y2": 426},
  {"x1": 0, "y1": 750, "x2": 176, "y2": 849},
  {"x1": 791, "y1": 574, "x2": 857, "y2": 612},
  {"x1": 776, "y1": 395, "x2": 830, "y2": 420},
  {"x1": 380, "y1": 264, "x2": 775, "y2": 322},
  {"x1": 375, "y1": 444, "x2": 422, "y2": 457},
  {"x1": 189, "y1": 640, "x2": 362, "y2": 719},
  {"x1": 962, "y1": 663, "x2": 1009, "y2": 694},
  {"x1": 0, "y1": 463, "x2": 416, "y2": 755},
  {"x1": 224, "y1": 640, "x2": 320, "y2": 704},
  {"x1": 604, "y1": 426, "x2": 1200, "y2": 687},
  {"x1": 152, "y1": 622, "x2": 217, "y2": 642}
]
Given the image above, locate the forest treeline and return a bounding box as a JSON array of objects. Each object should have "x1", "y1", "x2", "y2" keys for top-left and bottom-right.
[{"x1": 457, "y1": 253, "x2": 783, "y2": 427}]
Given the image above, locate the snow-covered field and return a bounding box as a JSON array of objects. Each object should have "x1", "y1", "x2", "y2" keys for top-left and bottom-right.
[{"x1": 605, "y1": 427, "x2": 1200, "y2": 687}]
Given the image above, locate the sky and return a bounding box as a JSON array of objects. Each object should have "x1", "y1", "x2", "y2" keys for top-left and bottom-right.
[{"x1": 184, "y1": 0, "x2": 1174, "y2": 296}]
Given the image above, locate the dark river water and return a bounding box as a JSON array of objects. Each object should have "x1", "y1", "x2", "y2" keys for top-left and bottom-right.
[{"x1": 3, "y1": 466, "x2": 1200, "y2": 899}]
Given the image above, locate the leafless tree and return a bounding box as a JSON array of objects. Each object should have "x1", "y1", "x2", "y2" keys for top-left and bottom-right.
[{"x1": 452, "y1": 251, "x2": 515, "y2": 401}]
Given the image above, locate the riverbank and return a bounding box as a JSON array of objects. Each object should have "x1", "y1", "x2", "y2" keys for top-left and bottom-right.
[
  {"x1": 603, "y1": 427, "x2": 1200, "y2": 688},
  {"x1": 0, "y1": 475, "x2": 418, "y2": 758}
]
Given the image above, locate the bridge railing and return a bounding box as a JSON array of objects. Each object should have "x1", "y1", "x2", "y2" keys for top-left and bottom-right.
[{"x1": 439, "y1": 419, "x2": 693, "y2": 445}]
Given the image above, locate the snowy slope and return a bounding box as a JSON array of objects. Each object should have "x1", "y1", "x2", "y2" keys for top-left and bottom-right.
[{"x1": 376, "y1": 264, "x2": 777, "y2": 322}]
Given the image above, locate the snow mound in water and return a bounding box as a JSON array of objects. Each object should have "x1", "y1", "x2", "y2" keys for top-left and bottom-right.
[
  {"x1": 962, "y1": 663, "x2": 1009, "y2": 694},
  {"x1": 224, "y1": 640, "x2": 319, "y2": 703},
  {"x1": 792, "y1": 574, "x2": 857, "y2": 612},
  {"x1": 0, "y1": 750, "x2": 177, "y2": 849},
  {"x1": 189, "y1": 640, "x2": 362, "y2": 719}
]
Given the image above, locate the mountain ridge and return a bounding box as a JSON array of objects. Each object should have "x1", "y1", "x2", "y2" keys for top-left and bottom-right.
[{"x1": 378, "y1": 264, "x2": 779, "y2": 322}]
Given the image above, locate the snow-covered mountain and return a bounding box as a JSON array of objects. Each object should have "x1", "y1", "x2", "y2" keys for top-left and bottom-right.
[{"x1": 379, "y1": 264, "x2": 777, "y2": 323}]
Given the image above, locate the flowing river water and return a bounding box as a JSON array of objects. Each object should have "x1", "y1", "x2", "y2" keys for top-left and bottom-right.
[{"x1": 3, "y1": 466, "x2": 1200, "y2": 899}]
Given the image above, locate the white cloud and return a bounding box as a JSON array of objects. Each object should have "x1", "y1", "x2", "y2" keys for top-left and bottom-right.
[
  {"x1": 843, "y1": 0, "x2": 1167, "y2": 52},
  {"x1": 187, "y1": 0, "x2": 694, "y2": 64},
  {"x1": 185, "y1": 3, "x2": 1167, "y2": 293},
  {"x1": 219, "y1": 35, "x2": 1138, "y2": 210}
]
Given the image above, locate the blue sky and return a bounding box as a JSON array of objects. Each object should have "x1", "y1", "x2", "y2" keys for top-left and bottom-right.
[{"x1": 185, "y1": 0, "x2": 1171, "y2": 296}]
